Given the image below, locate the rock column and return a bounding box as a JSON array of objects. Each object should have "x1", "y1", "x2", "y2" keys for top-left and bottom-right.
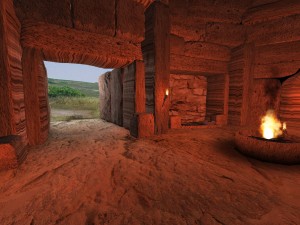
[{"x1": 142, "y1": 1, "x2": 170, "y2": 134}]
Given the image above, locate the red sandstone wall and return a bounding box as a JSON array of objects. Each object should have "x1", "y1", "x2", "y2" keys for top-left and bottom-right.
[
  {"x1": 99, "y1": 69, "x2": 126, "y2": 127},
  {"x1": 98, "y1": 73, "x2": 111, "y2": 122},
  {"x1": 206, "y1": 74, "x2": 228, "y2": 122},
  {"x1": 228, "y1": 46, "x2": 250, "y2": 126},
  {"x1": 0, "y1": 0, "x2": 27, "y2": 141},
  {"x1": 123, "y1": 66, "x2": 136, "y2": 129},
  {"x1": 2, "y1": 0, "x2": 299, "y2": 141},
  {"x1": 14, "y1": 0, "x2": 146, "y2": 69},
  {"x1": 168, "y1": 0, "x2": 300, "y2": 129},
  {"x1": 22, "y1": 48, "x2": 50, "y2": 145},
  {"x1": 123, "y1": 61, "x2": 146, "y2": 130},
  {"x1": 110, "y1": 69, "x2": 124, "y2": 127},
  {"x1": 169, "y1": 75, "x2": 207, "y2": 124},
  {"x1": 236, "y1": 0, "x2": 300, "y2": 128},
  {"x1": 280, "y1": 72, "x2": 300, "y2": 136},
  {"x1": 169, "y1": 1, "x2": 246, "y2": 126}
]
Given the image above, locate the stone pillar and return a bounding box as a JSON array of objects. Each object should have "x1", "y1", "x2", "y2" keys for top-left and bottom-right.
[
  {"x1": 110, "y1": 69, "x2": 123, "y2": 126},
  {"x1": 142, "y1": 1, "x2": 170, "y2": 134},
  {"x1": 228, "y1": 44, "x2": 255, "y2": 126},
  {"x1": 99, "y1": 72, "x2": 111, "y2": 122},
  {"x1": 0, "y1": 0, "x2": 27, "y2": 142},
  {"x1": 22, "y1": 48, "x2": 50, "y2": 145},
  {"x1": 123, "y1": 60, "x2": 146, "y2": 129},
  {"x1": 130, "y1": 113, "x2": 154, "y2": 138}
]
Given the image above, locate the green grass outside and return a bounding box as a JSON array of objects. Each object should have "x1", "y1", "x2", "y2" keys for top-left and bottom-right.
[
  {"x1": 49, "y1": 96, "x2": 99, "y2": 111},
  {"x1": 48, "y1": 78, "x2": 99, "y2": 97},
  {"x1": 49, "y1": 97, "x2": 100, "y2": 122},
  {"x1": 48, "y1": 78, "x2": 100, "y2": 122}
]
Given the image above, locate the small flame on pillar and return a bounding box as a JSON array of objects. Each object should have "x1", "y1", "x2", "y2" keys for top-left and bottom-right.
[
  {"x1": 283, "y1": 122, "x2": 287, "y2": 131},
  {"x1": 260, "y1": 110, "x2": 286, "y2": 139},
  {"x1": 165, "y1": 89, "x2": 169, "y2": 96}
]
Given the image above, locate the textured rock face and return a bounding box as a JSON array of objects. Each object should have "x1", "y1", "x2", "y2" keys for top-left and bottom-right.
[
  {"x1": 280, "y1": 72, "x2": 300, "y2": 136},
  {"x1": 0, "y1": 0, "x2": 27, "y2": 141},
  {"x1": 14, "y1": 0, "x2": 146, "y2": 43},
  {"x1": 142, "y1": 2, "x2": 170, "y2": 134},
  {"x1": 1, "y1": 0, "x2": 300, "y2": 145},
  {"x1": 130, "y1": 113, "x2": 154, "y2": 138},
  {"x1": 170, "y1": 0, "x2": 250, "y2": 43},
  {"x1": 14, "y1": 0, "x2": 146, "y2": 69},
  {"x1": 226, "y1": 0, "x2": 300, "y2": 128},
  {"x1": 22, "y1": 48, "x2": 50, "y2": 146},
  {"x1": 123, "y1": 61, "x2": 145, "y2": 129},
  {"x1": 110, "y1": 69, "x2": 124, "y2": 126},
  {"x1": 99, "y1": 69, "x2": 127, "y2": 127},
  {"x1": 206, "y1": 74, "x2": 228, "y2": 122},
  {"x1": 98, "y1": 73, "x2": 111, "y2": 122},
  {"x1": 170, "y1": 75, "x2": 207, "y2": 124},
  {"x1": 21, "y1": 22, "x2": 142, "y2": 69}
]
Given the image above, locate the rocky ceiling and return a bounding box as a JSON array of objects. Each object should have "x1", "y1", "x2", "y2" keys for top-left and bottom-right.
[{"x1": 12, "y1": 0, "x2": 300, "y2": 69}]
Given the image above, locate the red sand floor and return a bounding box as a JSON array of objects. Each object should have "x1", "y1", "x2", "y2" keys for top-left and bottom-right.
[{"x1": 0, "y1": 119, "x2": 299, "y2": 225}]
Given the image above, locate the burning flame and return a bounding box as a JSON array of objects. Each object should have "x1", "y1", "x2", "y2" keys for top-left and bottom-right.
[
  {"x1": 165, "y1": 89, "x2": 169, "y2": 96},
  {"x1": 260, "y1": 110, "x2": 286, "y2": 139},
  {"x1": 283, "y1": 122, "x2": 287, "y2": 131}
]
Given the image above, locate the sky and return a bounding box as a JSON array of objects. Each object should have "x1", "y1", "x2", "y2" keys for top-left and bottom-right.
[{"x1": 44, "y1": 61, "x2": 112, "y2": 83}]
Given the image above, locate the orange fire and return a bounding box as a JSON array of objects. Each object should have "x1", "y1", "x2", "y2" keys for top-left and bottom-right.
[{"x1": 260, "y1": 110, "x2": 286, "y2": 139}]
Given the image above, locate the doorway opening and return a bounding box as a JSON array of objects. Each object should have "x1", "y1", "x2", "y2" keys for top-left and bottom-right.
[{"x1": 44, "y1": 61, "x2": 112, "y2": 122}]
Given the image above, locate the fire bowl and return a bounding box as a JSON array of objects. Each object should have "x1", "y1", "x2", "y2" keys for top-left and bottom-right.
[{"x1": 235, "y1": 130, "x2": 300, "y2": 165}]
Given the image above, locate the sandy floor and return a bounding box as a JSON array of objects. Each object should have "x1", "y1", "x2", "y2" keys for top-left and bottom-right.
[{"x1": 0, "y1": 119, "x2": 299, "y2": 225}]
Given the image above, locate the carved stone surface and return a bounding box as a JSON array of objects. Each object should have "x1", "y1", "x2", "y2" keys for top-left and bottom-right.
[
  {"x1": 123, "y1": 61, "x2": 146, "y2": 129},
  {"x1": 142, "y1": 2, "x2": 170, "y2": 134},
  {"x1": 0, "y1": 0, "x2": 27, "y2": 140},
  {"x1": 21, "y1": 22, "x2": 142, "y2": 68},
  {"x1": 130, "y1": 113, "x2": 154, "y2": 138},
  {"x1": 99, "y1": 73, "x2": 111, "y2": 122},
  {"x1": 110, "y1": 69, "x2": 124, "y2": 127},
  {"x1": 170, "y1": 115, "x2": 182, "y2": 129},
  {"x1": 22, "y1": 48, "x2": 50, "y2": 146},
  {"x1": 206, "y1": 74, "x2": 228, "y2": 122},
  {"x1": 280, "y1": 72, "x2": 300, "y2": 137},
  {"x1": 170, "y1": 75, "x2": 207, "y2": 124}
]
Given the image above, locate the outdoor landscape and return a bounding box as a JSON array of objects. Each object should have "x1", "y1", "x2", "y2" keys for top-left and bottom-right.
[{"x1": 48, "y1": 78, "x2": 99, "y2": 122}]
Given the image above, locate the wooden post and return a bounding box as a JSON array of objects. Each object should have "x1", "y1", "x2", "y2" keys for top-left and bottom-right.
[
  {"x1": 142, "y1": 1, "x2": 170, "y2": 134},
  {"x1": 22, "y1": 48, "x2": 50, "y2": 146}
]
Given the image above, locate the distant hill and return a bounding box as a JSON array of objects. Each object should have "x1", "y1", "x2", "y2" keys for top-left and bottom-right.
[{"x1": 48, "y1": 78, "x2": 99, "y2": 97}]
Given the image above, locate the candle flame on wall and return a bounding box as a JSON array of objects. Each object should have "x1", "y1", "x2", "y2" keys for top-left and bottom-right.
[
  {"x1": 165, "y1": 89, "x2": 169, "y2": 96},
  {"x1": 260, "y1": 110, "x2": 286, "y2": 139},
  {"x1": 283, "y1": 122, "x2": 287, "y2": 131}
]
